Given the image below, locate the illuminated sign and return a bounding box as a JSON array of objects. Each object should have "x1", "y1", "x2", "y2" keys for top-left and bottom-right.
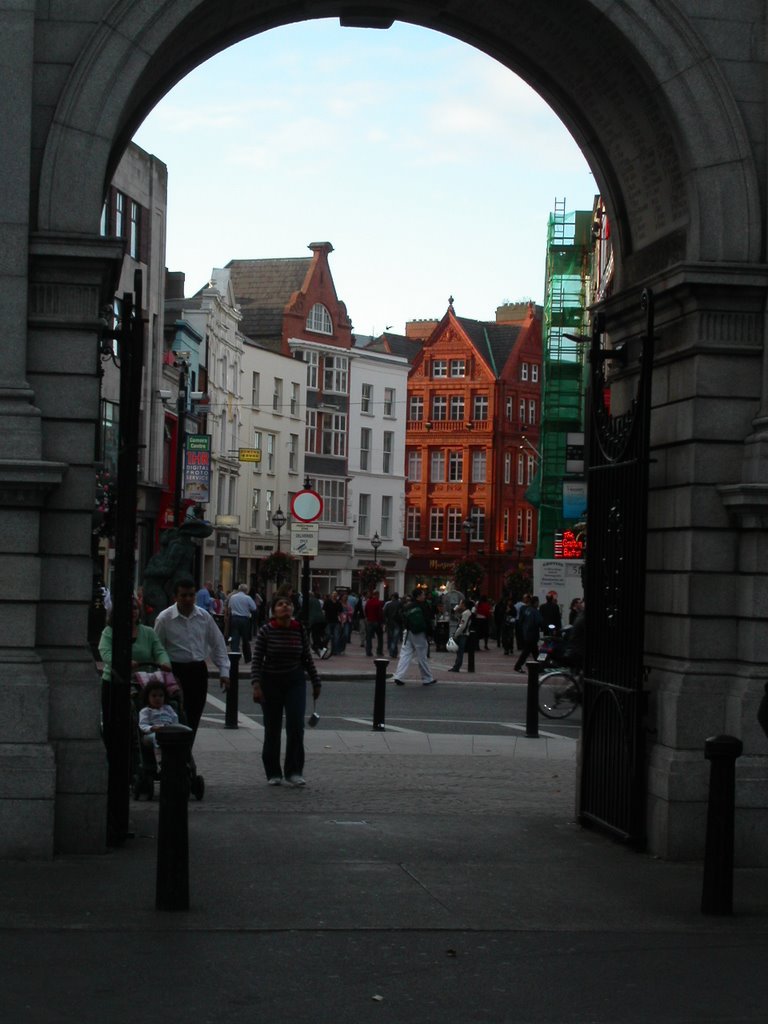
[
  {"x1": 184, "y1": 434, "x2": 211, "y2": 503},
  {"x1": 238, "y1": 448, "x2": 261, "y2": 462},
  {"x1": 554, "y1": 529, "x2": 585, "y2": 560}
]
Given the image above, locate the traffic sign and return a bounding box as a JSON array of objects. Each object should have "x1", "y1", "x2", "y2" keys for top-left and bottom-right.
[
  {"x1": 291, "y1": 488, "x2": 323, "y2": 523},
  {"x1": 291, "y1": 523, "x2": 319, "y2": 556}
]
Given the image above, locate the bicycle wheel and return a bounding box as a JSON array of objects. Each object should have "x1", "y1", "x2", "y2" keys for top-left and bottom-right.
[{"x1": 538, "y1": 671, "x2": 580, "y2": 719}]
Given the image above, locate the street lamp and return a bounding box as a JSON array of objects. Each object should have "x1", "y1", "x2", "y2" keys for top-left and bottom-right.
[
  {"x1": 371, "y1": 531, "x2": 382, "y2": 558},
  {"x1": 516, "y1": 535, "x2": 525, "y2": 559},
  {"x1": 462, "y1": 517, "x2": 472, "y2": 554},
  {"x1": 272, "y1": 506, "x2": 286, "y2": 552}
]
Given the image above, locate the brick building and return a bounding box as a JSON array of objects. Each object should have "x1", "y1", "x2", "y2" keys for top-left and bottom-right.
[{"x1": 404, "y1": 300, "x2": 542, "y2": 598}]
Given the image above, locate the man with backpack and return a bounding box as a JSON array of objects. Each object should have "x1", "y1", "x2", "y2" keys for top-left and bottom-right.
[
  {"x1": 390, "y1": 589, "x2": 437, "y2": 687},
  {"x1": 383, "y1": 592, "x2": 403, "y2": 658}
]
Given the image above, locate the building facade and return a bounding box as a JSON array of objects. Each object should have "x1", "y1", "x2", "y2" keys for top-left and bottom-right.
[{"x1": 403, "y1": 302, "x2": 542, "y2": 598}]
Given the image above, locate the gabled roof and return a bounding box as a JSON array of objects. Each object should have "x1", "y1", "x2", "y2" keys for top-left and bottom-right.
[
  {"x1": 225, "y1": 257, "x2": 311, "y2": 341},
  {"x1": 364, "y1": 332, "x2": 423, "y2": 365},
  {"x1": 455, "y1": 317, "x2": 523, "y2": 378}
]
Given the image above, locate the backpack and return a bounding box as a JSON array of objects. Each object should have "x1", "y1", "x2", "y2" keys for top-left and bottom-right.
[{"x1": 404, "y1": 603, "x2": 426, "y2": 634}]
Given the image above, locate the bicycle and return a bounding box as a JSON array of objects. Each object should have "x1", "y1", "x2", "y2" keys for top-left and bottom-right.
[{"x1": 538, "y1": 668, "x2": 583, "y2": 719}]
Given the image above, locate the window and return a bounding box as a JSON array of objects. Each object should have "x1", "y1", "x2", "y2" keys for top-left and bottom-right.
[
  {"x1": 517, "y1": 509, "x2": 523, "y2": 541},
  {"x1": 521, "y1": 362, "x2": 529, "y2": 381},
  {"x1": 381, "y1": 495, "x2": 392, "y2": 538},
  {"x1": 407, "y1": 449, "x2": 422, "y2": 482},
  {"x1": 472, "y1": 450, "x2": 486, "y2": 483},
  {"x1": 532, "y1": 364, "x2": 539, "y2": 383},
  {"x1": 305, "y1": 410, "x2": 317, "y2": 453},
  {"x1": 503, "y1": 509, "x2": 510, "y2": 543},
  {"x1": 358, "y1": 493, "x2": 370, "y2": 537},
  {"x1": 448, "y1": 450, "x2": 463, "y2": 481},
  {"x1": 266, "y1": 433, "x2": 276, "y2": 473},
  {"x1": 525, "y1": 508, "x2": 533, "y2": 543},
  {"x1": 115, "y1": 191, "x2": 125, "y2": 237},
  {"x1": 449, "y1": 395, "x2": 464, "y2": 421},
  {"x1": 314, "y1": 477, "x2": 346, "y2": 524},
  {"x1": 251, "y1": 372, "x2": 260, "y2": 407},
  {"x1": 432, "y1": 395, "x2": 447, "y2": 420},
  {"x1": 360, "y1": 428, "x2": 372, "y2": 471},
  {"x1": 383, "y1": 387, "x2": 395, "y2": 417},
  {"x1": 473, "y1": 394, "x2": 488, "y2": 420},
  {"x1": 306, "y1": 302, "x2": 332, "y2": 334},
  {"x1": 273, "y1": 378, "x2": 283, "y2": 413},
  {"x1": 430, "y1": 451, "x2": 445, "y2": 482},
  {"x1": 506, "y1": 397, "x2": 513, "y2": 421},
  {"x1": 528, "y1": 399, "x2": 536, "y2": 425},
  {"x1": 406, "y1": 506, "x2": 421, "y2": 540},
  {"x1": 409, "y1": 395, "x2": 423, "y2": 421},
  {"x1": 323, "y1": 354, "x2": 348, "y2": 394},
  {"x1": 361, "y1": 382, "x2": 373, "y2": 414},
  {"x1": 100, "y1": 201, "x2": 108, "y2": 237},
  {"x1": 265, "y1": 490, "x2": 274, "y2": 526},
  {"x1": 382, "y1": 431, "x2": 394, "y2": 474},
  {"x1": 253, "y1": 431, "x2": 262, "y2": 474},
  {"x1": 447, "y1": 507, "x2": 461, "y2": 542},
  {"x1": 217, "y1": 471, "x2": 226, "y2": 514},
  {"x1": 429, "y1": 506, "x2": 444, "y2": 541},
  {"x1": 251, "y1": 489, "x2": 260, "y2": 530},
  {"x1": 290, "y1": 382, "x2": 300, "y2": 416},
  {"x1": 450, "y1": 359, "x2": 466, "y2": 378},
  {"x1": 470, "y1": 505, "x2": 485, "y2": 542},
  {"x1": 289, "y1": 434, "x2": 299, "y2": 473},
  {"x1": 519, "y1": 398, "x2": 526, "y2": 424},
  {"x1": 305, "y1": 350, "x2": 319, "y2": 390},
  {"x1": 517, "y1": 453, "x2": 525, "y2": 485},
  {"x1": 321, "y1": 412, "x2": 347, "y2": 457},
  {"x1": 432, "y1": 359, "x2": 447, "y2": 378},
  {"x1": 527, "y1": 455, "x2": 535, "y2": 484},
  {"x1": 129, "y1": 201, "x2": 140, "y2": 259}
]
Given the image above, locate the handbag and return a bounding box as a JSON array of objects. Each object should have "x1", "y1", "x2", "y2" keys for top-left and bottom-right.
[{"x1": 446, "y1": 635, "x2": 459, "y2": 653}]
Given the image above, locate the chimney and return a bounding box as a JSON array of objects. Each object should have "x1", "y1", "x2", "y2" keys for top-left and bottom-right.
[{"x1": 165, "y1": 270, "x2": 186, "y2": 300}]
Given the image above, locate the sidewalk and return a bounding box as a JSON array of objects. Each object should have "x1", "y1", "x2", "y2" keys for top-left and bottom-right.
[{"x1": 2, "y1": 641, "x2": 768, "y2": 1023}]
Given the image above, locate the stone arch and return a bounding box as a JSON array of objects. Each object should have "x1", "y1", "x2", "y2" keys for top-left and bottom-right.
[
  {"x1": 37, "y1": 0, "x2": 760, "y2": 281},
  {"x1": 17, "y1": 0, "x2": 768, "y2": 861}
]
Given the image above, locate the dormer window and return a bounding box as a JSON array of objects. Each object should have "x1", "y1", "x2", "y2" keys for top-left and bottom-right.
[{"x1": 307, "y1": 303, "x2": 332, "y2": 334}]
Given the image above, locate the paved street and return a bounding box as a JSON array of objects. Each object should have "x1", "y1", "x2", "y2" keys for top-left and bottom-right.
[{"x1": 2, "y1": 639, "x2": 767, "y2": 1023}]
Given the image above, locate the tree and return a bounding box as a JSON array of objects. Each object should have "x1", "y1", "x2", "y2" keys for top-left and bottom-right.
[{"x1": 452, "y1": 556, "x2": 485, "y2": 597}]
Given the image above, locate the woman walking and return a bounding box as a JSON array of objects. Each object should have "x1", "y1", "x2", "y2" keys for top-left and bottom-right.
[{"x1": 252, "y1": 592, "x2": 321, "y2": 787}]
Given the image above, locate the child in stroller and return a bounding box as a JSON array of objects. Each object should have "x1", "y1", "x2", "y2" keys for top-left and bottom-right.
[{"x1": 131, "y1": 670, "x2": 205, "y2": 801}]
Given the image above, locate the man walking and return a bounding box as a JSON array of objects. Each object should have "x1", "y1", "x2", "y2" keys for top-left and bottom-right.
[
  {"x1": 154, "y1": 577, "x2": 230, "y2": 739},
  {"x1": 226, "y1": 583, "x2": 257, "y2": 663},
  {"x1": 391, "y1": 590, "x2": 436, "y2": 687},
  {"x1": 364, "y1": 588, "x2": 385, "y2": 657}
]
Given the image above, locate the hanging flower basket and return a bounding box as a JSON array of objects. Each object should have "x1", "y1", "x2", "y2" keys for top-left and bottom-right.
[
  {"x1": 92, "y1": 467, "x2": 116, "y2": 538},
  {"x1": 503, "y1": 563, "x2": 532, "y2": 599},
  {"x1": 358, "y1": 560, "x2": 388, "y2": 592},
  {"x1": 259, "y1": 550, "x2": 295, "y2": 583},
  {"x1": 452, "y1": 556, "x2": 485, "y2": 596}
]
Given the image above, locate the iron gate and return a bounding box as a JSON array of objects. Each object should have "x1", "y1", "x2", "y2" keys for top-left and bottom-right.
[{"x1": 579, "y1": 289, "x2": 655, "y2": 847}]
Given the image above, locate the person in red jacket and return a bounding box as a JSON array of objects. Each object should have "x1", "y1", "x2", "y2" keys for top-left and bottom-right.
[{"x1": 363, "y1": 589, "x2": 385, "y2": 657}]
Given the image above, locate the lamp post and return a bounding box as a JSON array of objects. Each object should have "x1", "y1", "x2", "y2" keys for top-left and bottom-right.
[
  {"x1": 462, "y1": 517, "x2": 472, "y2": 554},
  {"x1": 272, "y1": 506, "x2": 286, "y2": 552},
  {"x1": 516, "y1": 536, "x2": 525, "y2": 560},
  {"x1": 371, "y1": 531, "x2": 382, "y2": 559}
]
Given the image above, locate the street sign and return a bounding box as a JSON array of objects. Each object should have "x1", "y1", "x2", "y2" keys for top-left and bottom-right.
[
  {"x1": 291, "y1": 488, "x2": 323, "y2": 523},
  {"x1": 290, "y1": 523, "x2": 319, "y2": 556},
  {"x1": 238, "y1": 447, "x2": 261, "y2": 463}
]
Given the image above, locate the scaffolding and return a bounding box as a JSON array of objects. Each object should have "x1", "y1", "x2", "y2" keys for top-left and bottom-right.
[{"x1": 535, "y1": 199, "x2": 592, "y2": 557}]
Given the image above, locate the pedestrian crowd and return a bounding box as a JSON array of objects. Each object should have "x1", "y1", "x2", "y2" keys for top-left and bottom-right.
[{"x1": 97, "y1": 578, "x2": 583, "y2": 790}]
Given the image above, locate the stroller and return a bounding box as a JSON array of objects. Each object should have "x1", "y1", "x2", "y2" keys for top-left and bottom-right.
[{"x1": 130, "y1": 669, "x2": 205, "y2": 802}]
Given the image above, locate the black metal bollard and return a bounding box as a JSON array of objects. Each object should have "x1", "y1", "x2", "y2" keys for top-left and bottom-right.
[
  {"x1": 466, "y1": 629, "x2": 476, "y2": 674},
  {"x1": 225, "y1": 652, "x2": 241, "y2": 729},
  {"x1": 373, "y1": 657, "x2": 389, "y2": 731},
  {"x1": 155, "y1": 724, "x2": 193, "y2": 911},
  {"x1": 701, "y1": 734, "x2": 743, "y2": 915},
  {"x1": 525, "y1": 661, "x2": 542, "y2": 738}
]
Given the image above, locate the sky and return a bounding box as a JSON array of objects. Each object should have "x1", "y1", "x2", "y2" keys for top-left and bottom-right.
[{"x1": 132, "y1": 19, "x2": 596, "y2": 337}]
